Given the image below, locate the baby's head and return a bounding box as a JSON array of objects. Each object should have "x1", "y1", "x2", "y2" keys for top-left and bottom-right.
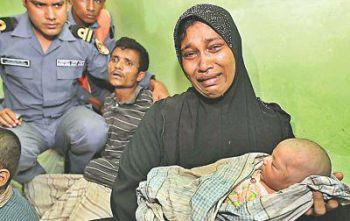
[
  {"x1": 0, "y1": 128, "x2": 21, "y2": 193},
  {"x1": 260, "y1": 138, "x2": 331, "y2": 192}
]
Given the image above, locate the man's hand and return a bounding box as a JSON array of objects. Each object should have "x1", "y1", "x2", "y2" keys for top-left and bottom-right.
[
  {"x1": 95, "y1": 9, "x2": 111, "y2": 43},
  {"x1": 305, "y1": 172, "x2": 344, "y2": 216},
  {"x1": 149, "y1": 79, "x2": 170, "y2": 102},
  {"x1": 88, "y1": 96, "x2": 103, "y2": 114},
  {"x1": 0, "y1": 108, "x2": 21, "y2": 128}
]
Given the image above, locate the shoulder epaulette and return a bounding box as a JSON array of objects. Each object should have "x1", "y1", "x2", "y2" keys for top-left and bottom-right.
[
  {"x1": 69, "y1": 25, "x2": 109, "y2": 55},
  {"x1": 69, "y1": 25, "x2": 94, "y2": 43},
  {"x1": 0, "y1": 17, "x2": 18, "y2": 33}
]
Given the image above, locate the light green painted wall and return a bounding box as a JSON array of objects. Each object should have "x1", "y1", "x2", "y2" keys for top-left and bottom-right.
[{"x1": 1, "y1": 1, "x2": 349, "y2": 182}]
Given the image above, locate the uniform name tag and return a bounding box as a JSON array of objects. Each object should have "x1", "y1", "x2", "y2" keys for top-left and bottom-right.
[
  {"x1": 0, "y1": 57, "x2": 30, "y2": 68},
  {"x1": 57, "y1": 59, "x2": 85, "y2": 67}
]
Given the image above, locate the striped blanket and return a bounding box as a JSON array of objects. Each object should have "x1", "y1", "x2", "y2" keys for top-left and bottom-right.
[{"x1": 136, "y1": 153, "x2": 350, "y2": 221}]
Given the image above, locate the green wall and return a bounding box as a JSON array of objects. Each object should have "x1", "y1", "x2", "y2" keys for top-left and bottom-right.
[{"x1": 1, "y1": 1, "x2": 349, "y2": 183}]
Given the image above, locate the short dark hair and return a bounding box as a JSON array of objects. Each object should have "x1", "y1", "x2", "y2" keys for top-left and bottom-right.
[
  {"x1": 113, "y1": 37, "x2": 149, "y2": 72},
  {"x1": 0, "y1": 128, "x2": 21, "y2": 186}
]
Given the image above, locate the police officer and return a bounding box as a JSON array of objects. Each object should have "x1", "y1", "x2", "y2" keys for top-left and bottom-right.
[
  {"x1": 68, "y1": 0, "x2": 169, "y2": 108},
  {"x1": 0, "y1": 0, "x2": 109, "y2": 184}
]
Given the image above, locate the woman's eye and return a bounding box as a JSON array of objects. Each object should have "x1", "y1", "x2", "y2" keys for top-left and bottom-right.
[
  {"x1": 208, "y1": 44, "x2": 222, "y2": 52},
  {"x1": 182, "y1": 51, "x2": 196, "y2": 58}
]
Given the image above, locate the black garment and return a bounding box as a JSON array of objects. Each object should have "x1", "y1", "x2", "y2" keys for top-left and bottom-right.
[{"x1": 111, "y1": 4, "x2": 293, "y2": 221}]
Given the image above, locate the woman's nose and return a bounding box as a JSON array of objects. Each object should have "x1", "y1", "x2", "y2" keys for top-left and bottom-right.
[{"x1": 198, "y1": 53, "x2": 213, "y2": 73}]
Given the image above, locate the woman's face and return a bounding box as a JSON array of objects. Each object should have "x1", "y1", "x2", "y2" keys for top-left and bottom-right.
[{"x1": 180, "y1": 21, "x2": 236, "y2": 98}]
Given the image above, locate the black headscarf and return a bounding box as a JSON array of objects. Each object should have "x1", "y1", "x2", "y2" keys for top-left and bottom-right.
[{"x1": 162, "y1": 4, "x2": 293, "y2": 167}]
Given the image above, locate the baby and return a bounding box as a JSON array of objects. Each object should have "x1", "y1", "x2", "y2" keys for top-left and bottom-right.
[
  {"x1": 136, "y1": 138, "x2": 350, "y2": 221},
  {"x1": 224, "y1": 138, "x2": 332, "y2": 207}
]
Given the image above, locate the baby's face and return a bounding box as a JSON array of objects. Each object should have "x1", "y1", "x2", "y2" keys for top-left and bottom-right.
[{"x1": 260, "y1": 144, "x2": 301, "y2": 191}]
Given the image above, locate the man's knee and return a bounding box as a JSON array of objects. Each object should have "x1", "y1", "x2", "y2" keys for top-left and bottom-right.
[
  {"x1": 59, "y1": 107, "x2": 108, "y2": 148},
  {"x1": 8, "y1": 126, "x2": 44, "y2": 171},
  {"x1": 18, "y1": 150, "x2": 38, "y2": 171},
  {"x1": 15, "y1": 148, "x2": 46, "y2": 183},
  {"x1": 69, "y1": 115, "x2": 108, "y2": 153}
]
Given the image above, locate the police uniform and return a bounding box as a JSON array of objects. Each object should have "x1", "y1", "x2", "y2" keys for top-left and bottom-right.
[
  {"x1": 67, "y1": 9, "x2": 154, "y2": 103},
  {"x1": 0, "y1": 13, "x2": 109, "y2": 183}
]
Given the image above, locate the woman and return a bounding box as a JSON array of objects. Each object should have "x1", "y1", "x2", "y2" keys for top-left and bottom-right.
[{"x1": 111, "y1": 4, "x2": 342, "y2": 220}]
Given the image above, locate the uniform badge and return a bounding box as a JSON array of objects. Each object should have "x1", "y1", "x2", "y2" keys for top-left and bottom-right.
[
  {"x1": 70, "y1": 25, "x2": 94, "y2": 43},
  {"x1": 57, "y1": 59, "x2": 85, "y2": 67},
  {"x1": 0, "y1": 57, "x2": 30, "y2": 68},
  {"x1": 0, "y1": 17, "x2": 17, "y2": 32},
  {"x1": 95, "y1": 39, "x2": 109, "y2": 55}
]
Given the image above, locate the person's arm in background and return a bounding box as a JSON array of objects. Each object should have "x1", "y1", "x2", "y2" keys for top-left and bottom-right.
[
  {"x1": 138, "y1": 72, "x2": 170, "y2": 102},
  {"x1": 75, "y1": 84, "x2": 103, "y2": 111},
  {"x1": 111, "y1": 102, "x2": 164, "y2": 221},
  {"x1": 95, "y1": 9, "x2": 112, "y2": 45},
  {"x1": 84, "y1": 32, "x2": 109, "y2": 79},
  {"x1": 73, "y1": 8, "x2": 112, "y2": 112},
  {"x1": 70, "y1": 10, "x2": 110, "y2": 109},
  {"x1": 148, "y1": 77, "x2": 170, "y2": 102},
  {"x1": 75, "y1": 39, "x2": 108, "y2": 113},
  {"x1": 0, "y1": 37, "x2": 21, "y2": 127}
]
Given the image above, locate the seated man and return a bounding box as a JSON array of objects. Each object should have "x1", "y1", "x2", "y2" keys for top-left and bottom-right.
[
  {"x1": 136, "y1": 138, "x2": 350, "y2": 221},
  {"x1": 0, "y1": 0, "x2": 109, "y2": 184},
  {"x1": 0, "y1": 128, "x2": 38, "y2": 220},
  {"x1": 68, "y1": 0, "x2": 169, "y2": 110},
  {"x1": 25, "y1": 37, "x2": 154, "y2": 221}
]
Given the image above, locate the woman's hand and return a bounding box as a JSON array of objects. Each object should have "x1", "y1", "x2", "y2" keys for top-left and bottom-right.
[{"x1": 305, "y1": 172, "x2": 344, "y2": 216}]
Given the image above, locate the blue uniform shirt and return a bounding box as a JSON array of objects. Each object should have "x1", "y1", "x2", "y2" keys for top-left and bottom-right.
[{"x1": 0, "y1": 13, "x2": 109, "y2": 121}]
